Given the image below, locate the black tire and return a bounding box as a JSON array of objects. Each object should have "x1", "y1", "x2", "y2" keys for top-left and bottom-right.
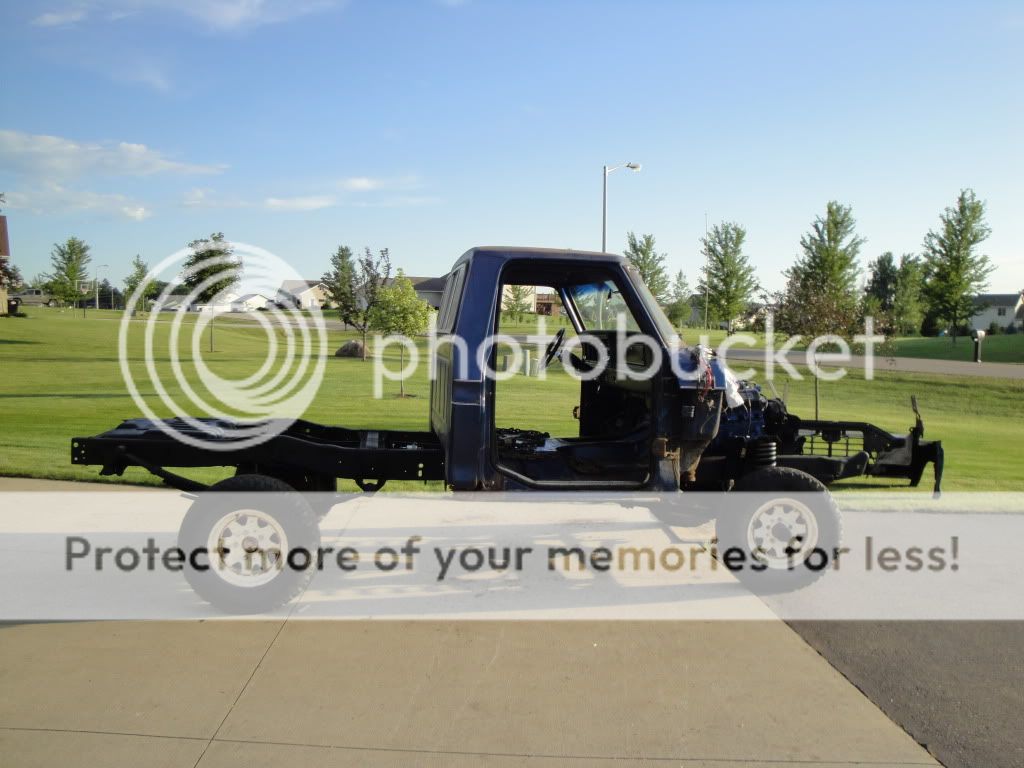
[
  {"x1": 47, "y1": 300, "x2": 57, "y2": 307},
  {"x1": 234, "y1": 466, "x2": 337, "y2": 518},
  {"x1": 716, "y1": 466, "x2": 842, "y2": 594},
  {"x1": 179, "y1": 474, "x2": 321, "y2": 613}
]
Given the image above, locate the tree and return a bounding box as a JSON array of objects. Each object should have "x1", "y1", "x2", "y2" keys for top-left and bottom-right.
[
  {"x1": 665, "y1": 269, "x2": 692, "y2": 328},
  {"x1": 98, "y1": 278, "x2": 123, "y2": 310},
  {"x1": 0, "y1": 260, "x2": 21, "y2": 290},
  {"x1": 323, "y1": 246, "x2": 391, "y2": 360},
  {"x1": 322, "y1": 244, "x2": 359, "y2": 328},
  {"x1": 696, "y1": 222, "x2": 758, "y2": 332},
  {"x1": 150, "y1": 279, "x2": 190, "y2": 297},
  {"x1": 921, "y1": 189, "x2": 993, "y2": 342},
  {"x1": 892, "y1": 255, "x2": 924, "y2": 336},
  {"x1": 182, "y1": 233, "x2": 241, "y2": 352},
  {"x1": 123, "y1": 254, "x2": 156, "y2": 311},
  {"x1": 29, "y1": 273, "x2": 54, "y2": 292},
  {"x1": 863, "y1": 251, "x2": 923, "y2": 337},
  {"x1": 778, "y1": 201, "x2": 864, "y2": 337},
  {"x1": 503, "y1": 285, "x2": 533, "y2": 324},
  {"x1": 864, "y1": 252, "x2": 899, "y2": 311},
  {"x1": 623, "y1": 232, "x2": 669, "y2": 303},
  {"x1": 0, "y1": 192, "x2": 5, "y2": 211},
  {"x1": 773, "y1": 272, "x2": 856, "y2": 340},
  {"x1": 367, "y1": 270, "x2": 431, "y2": 397},
  {"x1": 49, "y1": 237, "x2": 93, "y2": 307}
]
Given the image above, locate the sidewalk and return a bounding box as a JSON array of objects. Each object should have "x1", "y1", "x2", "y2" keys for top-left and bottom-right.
[{"x1": 0, "y1": 620, "x2": 938, "y2": 767}]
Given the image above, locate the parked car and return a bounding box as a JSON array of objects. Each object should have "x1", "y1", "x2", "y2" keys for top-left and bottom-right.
[{"x1": 12, "y1": 288, "x2": 58, "y2": 306}]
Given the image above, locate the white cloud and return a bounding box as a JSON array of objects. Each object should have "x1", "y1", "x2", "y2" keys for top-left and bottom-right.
[
  {"x1": 32, "y1": 8, "x2": 88, "y2": 27},
  {"x1": 183, "y1": 187, "x2": 211, "y2": 206},
  {"x1": 0, "y1": 129, "x2": 224, "y2": 178},
  {"x1": 176, "y1": 0, "x2": 338, "y2": 30},
  {"x1": 264, "y1": 195, "x2": 336, "y2": 211},
  {"x1": 339, "y1": 176, "x2": 383, "y2": 192},
  {"x1": 0, "y1": 129, "x2": 222, "y2": 220},
  {"x1": 118, "y1": 62, "x2": 171, "y2": 92},
  {"x1": 30, "y1": 1, "x2": 340, "y2": 32},
  {"x1": 335, "y1": 174, "x2": 419, "y2": 192},
  {"x1": 182, "y1": 187, "x2": 249, "y2": 208},
  {"x1": 121, "y1": 204, "x2": 151, "y2": 220},
  {"x1": 352, "y1": 195, "x2": 441, "y2": 208},
  {"x1": 261, "y1": 176, "x2": 431, "y2": 211},
  {"x1": 5, "y1": 182, "x2": 151, "y2": 220}
]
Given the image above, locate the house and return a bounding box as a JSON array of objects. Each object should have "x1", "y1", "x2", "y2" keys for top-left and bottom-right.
[
  {"x1": 535, "y1": 292, "x2": 561, "y2": 317},
  {"x1": 404, "y1": 275, "x2": 448, "y2": 309},
  {"x1": 231, "y1": 293, "x2": 270, "y2": 312},
  {"x1": 152, "y1": 296, "x2": 191, "y2": 312},
  {"x1": 195, "y1": 291, "x2": 239, "y2": 314},
  {"x1": 277, "y1": 280, "x2": 329, "y2": 310},
  {"x1": 972, "y1": 292, "x2": 1023, "y2": 331}
]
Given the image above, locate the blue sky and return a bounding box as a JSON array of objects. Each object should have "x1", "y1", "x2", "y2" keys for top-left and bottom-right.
[{"x1": 2, "y1": 0, "x2": 1022, "y2": 292}]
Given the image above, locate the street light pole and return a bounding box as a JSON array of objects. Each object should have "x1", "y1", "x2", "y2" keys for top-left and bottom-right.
[
  {"x1": 602, "y1": 165, "x2": 608, "y2": 253},
  {"x1": 703, "y1": 212, "x2": 710, "y2": 330},
  {"x1": 601, "y1": 162, "x2": 641, "y2": 253}
]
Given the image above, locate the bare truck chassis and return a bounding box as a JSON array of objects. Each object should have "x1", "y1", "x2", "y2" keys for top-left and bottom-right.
[{"x1": 71, "y1": 247, "x2": 943, "y2": 610}]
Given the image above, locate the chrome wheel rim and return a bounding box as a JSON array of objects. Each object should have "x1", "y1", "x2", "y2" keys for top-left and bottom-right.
[
  {"x1": 206, "y1": 510, "x2": 289, "y2": 587},
  {"x1": 746, "y1": 497, "x2": 820, "y2": 570}
]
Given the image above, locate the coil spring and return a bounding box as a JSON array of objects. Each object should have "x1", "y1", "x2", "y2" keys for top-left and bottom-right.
[{"x1": 751, "y1": 437, "x2": 777, "y2": 467}]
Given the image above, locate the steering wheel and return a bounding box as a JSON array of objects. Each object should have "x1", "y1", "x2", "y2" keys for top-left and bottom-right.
[{"x1": 541, "y1": 328, "x2": 566, "y2": 370}]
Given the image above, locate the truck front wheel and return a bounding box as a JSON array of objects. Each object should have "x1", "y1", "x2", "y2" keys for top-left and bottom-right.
[
  {"x1": 716, "y1": 466, "x2": 842, "y2": 594},
  {"x1": 179, "y1": 474, "x2": 321, "y2": 613}
]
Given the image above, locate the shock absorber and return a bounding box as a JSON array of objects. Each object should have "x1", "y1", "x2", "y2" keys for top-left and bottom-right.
[{"x1": 750, "y1": 436, "x2": 777, "y2": 467}]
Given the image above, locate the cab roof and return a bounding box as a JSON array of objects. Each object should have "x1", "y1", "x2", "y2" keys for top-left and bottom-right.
[{"x1": 454, "y1": 246, "x2": 627, "y2": 269}]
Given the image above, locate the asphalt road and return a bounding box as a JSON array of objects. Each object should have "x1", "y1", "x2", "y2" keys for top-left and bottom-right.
[
  {"x1": 724, "y1": 348, "x2": 1024, "y2": 379},
  {"x1": 790, "y1": 621, "x2": 1024, "y2": 768}
]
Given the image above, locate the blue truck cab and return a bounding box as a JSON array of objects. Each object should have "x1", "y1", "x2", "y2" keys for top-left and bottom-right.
[{"x1": 429, "y1": 247, "x2": 729, "y2": 491}]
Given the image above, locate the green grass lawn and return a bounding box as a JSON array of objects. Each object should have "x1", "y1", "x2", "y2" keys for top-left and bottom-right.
[
  {"x1": 888, "y1": 334, "x2": 1024, "y2": 364},
  {"x1": 1, "y1": 306, "x2": 1022, "y2": 491},
  {"x1": 500, "y1": 314, "x2": 1024, "y2": 364}
]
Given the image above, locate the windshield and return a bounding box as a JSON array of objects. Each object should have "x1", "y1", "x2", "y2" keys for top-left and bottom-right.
[
  {"x1": 566, "y1": 269, "x2": 680, "y2": 343},
  {"x1": 625, "y1": 265, "x2": 680, "y2": 344},
  {"x1": 566, "y1": 281, "x2": 639, "y2": 331}
]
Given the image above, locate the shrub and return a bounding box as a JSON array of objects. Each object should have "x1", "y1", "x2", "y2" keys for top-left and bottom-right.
[
  {"x1": 920, "y1": 311, "x2": 942, "y2": 337},
  {"x1": 988, "y1": 321, "x2": 1003, "y2": 336}
]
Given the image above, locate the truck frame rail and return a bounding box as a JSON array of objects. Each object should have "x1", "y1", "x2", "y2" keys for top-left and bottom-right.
[{"x1": 72, "y1": 418, "x2": 445, "y2": 492}]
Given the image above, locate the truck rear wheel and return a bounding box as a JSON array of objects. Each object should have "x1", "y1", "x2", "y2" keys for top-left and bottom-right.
[
  {"x1": 179, "y1": 474, "x2": 321, "y2": 613},
  {"x1": 716, "y1": 466, "x2": 841, "y2": 594}
]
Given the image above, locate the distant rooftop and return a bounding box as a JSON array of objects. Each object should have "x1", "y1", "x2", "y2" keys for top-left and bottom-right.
[
  {"x1": 280, "y1": 279, "x2": 325, "y2": 293},
  {"x1": 975, "y1": 292, "x2": 1023, "y2": 306}
]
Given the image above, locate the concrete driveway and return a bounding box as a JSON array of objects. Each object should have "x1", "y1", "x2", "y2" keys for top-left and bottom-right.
[
  {"x1": 0, "y1": 620, "x2": 938, "y2": 767},
  {"x1": 0, "y1": 480, "x2": 938, "y2": 767}
]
